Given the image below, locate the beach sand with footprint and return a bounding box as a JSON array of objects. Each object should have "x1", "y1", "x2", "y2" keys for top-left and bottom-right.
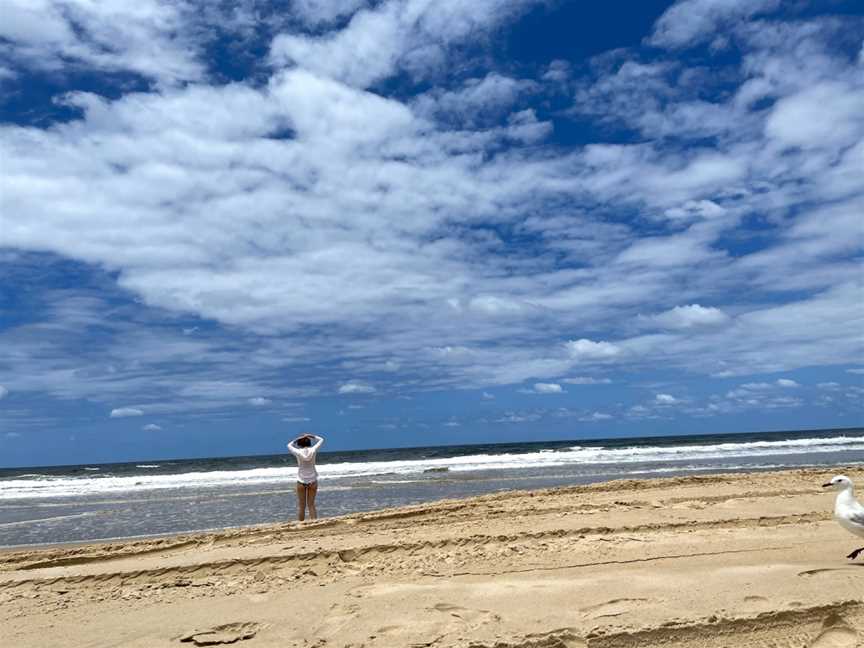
[{"x1": 1, "y1": 467, "x2": 863, "y2": 647}]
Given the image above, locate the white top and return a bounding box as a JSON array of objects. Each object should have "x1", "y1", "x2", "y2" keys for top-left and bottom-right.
[{"x1": 288, "y1": 435, "x2": 324, "y2": 484}]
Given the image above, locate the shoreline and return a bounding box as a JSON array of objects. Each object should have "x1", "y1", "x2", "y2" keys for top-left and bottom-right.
[
  {"x1": 3, "y1": 466, "x2": 864, "y2": 647},
  {"x1": 4, "y1": 461, "x2": 863, "y2": 551}
]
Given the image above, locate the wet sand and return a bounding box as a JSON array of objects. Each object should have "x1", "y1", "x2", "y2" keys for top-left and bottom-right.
[{"x1": 2, "y1": 467, "x2": 863, "y2": 647}]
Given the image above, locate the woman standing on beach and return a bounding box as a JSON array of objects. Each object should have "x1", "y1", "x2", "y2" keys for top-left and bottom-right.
[{"x1": 287, "y1": 434, "x2": 324, "y2": 521}]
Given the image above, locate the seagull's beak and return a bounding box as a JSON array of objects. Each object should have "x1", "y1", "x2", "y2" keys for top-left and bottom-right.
[{"x1": 822, "y1": 482, "x2": 833, "y2": 488}]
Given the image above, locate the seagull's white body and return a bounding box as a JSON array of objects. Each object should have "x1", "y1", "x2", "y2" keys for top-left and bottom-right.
[
  {"x1": 824, "y1": 476, "x2": 864, "y2": 560},
  {"x1": 832, "y1": 482, "x2": 864, "y2": 539}
]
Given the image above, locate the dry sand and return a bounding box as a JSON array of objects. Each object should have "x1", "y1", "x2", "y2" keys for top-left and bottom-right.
[{"x1": 2, "y1": 467, "x2": 864, "y2": 648}]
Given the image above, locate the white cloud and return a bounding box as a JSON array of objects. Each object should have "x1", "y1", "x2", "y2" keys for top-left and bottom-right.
[
  {"x1": 482, "y1": 392, "x2": 495, "y2": 400},
  {"x1": 110, "y1": 407, "x2": 144, "y2": 418},
  {"x1": 579, "y1": 411, "x2": 612, "y2": 422},
  {"x1": 846, "y1": 369, "x2": 864, "y2": 375},
  {"x1": 649, "y1": 0, "x2": 780, "y2": 49},
  {"x1": 740, "y1": 382, "x2": 773, "y2": 391},
  {"x1": 0, "y1": 0, "x2": 861, "y2": 425},
  {"x1": 495, "y1": 411, "x2": 542, "y2": 423},
  {"x1": 413, "y1": 73, "x2": 538, "y2": 125},
  {"x1": 563, "y1": 376, "x2": 612, "y2": 385},
  {"x1": 248, "y1": 397, "x2": 272, "y2": 406},
  {"x1": 283, "y1": 416, "x2": 312, "y2": 422},
  {"x1": 338, "y1": 381, "x2": 376, "y2": 394},
  {"x1": 644, "y1": 304, "x2": 730, "y2": 330},
  {"x1": 664, "y1": 200, "x2": 725, "y2": 221},
  {"x1": 720, "y1": 379, "x2": 808, "y2": 411},
  {"x1": 0, "y1": 0, "x2": 207, "y2": 84},
  {"x1": 142, "y1": 423, "x2": 162, "y2": 431},
  {"x1": 654, "y1": 393, "x2": 678, "y2": 404},
  {"x1": 270, "y1": 0, "x2": 540, "y2": 88},
  {"x1": 776, "y1": 379, "x2": 799, "y2": 388},
  {"x1": 565, "y1": 339, "x2": 622, "y2": 361},
  {"x1": 0, "y1": 385, "x2": 7, "y2": 399},
  {"x1": 465, "y1": 296, "x2": 532, "y2": 317},
  {"x1": 292, "y1": 0, "x2": 368, "y2": 27},
  {"x1": 765, "y1": 82, "x2": 864, "y2": 150},
  {"x1": 532, "y1": 382, "x2": 563, "y2": 394}
]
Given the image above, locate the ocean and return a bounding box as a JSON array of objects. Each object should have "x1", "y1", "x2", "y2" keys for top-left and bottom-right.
[{"x1": 1, "y1": 427, "x2": 862, "y2": 547}]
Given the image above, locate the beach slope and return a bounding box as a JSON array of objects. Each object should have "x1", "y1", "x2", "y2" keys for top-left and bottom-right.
[{"x1": 2, "y1": 468, "x2": 863, "y2": 647}]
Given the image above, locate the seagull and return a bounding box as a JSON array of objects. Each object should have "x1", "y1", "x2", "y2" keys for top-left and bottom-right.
[{"x1": 822, "y1": 475, "x2": 864, "y2": 560}]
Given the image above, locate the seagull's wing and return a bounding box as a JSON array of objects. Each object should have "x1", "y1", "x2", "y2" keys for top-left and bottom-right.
[{"x1": 847, "y1": 499, "x2": 864, "y2": 526}]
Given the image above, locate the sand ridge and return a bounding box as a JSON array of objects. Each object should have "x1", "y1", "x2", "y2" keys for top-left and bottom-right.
[{"x1": 1, "y1": 467, "x2": 863, "y2": 647}]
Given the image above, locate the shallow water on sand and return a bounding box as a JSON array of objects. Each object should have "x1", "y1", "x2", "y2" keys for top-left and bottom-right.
[{"x1": 1, "y1": 428, "x2": 862, "y2": 546}]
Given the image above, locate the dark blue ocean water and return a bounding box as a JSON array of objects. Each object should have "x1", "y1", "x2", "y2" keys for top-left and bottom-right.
[{"x1": 1, "y1": 427, "x2": 862, "y2": 547}]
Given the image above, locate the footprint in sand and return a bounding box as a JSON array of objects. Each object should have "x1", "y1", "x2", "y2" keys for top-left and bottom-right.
[
  {"x1": 742, "y1": 595, "x2": 770, "y2": 608},
  {"x1": 178, "y1": 621, "x2": 263, "y2": 646},
  {"x1": 797, "y1": 568, "x2": 861, "y2": 579},
  {"x1": 809, "y1": 614, "x2": 860, "y2": 648},
  {"x1": 581, "y1": 598, "x2": 649, "y2": 619},
  {"x1": 430, "y1": 602, "x2": 502, "y2": 626},
  {"x1": 319, "y1": 602, "x2": 361, "y2": 637}
]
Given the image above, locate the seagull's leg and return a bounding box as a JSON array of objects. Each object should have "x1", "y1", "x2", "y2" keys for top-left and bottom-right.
[{"x1": 846, "y1": 547, "x2": 864, "y2": 560}]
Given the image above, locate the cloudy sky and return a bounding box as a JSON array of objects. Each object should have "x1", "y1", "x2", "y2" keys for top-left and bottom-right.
[{"x1": 1, "y1": 0, "x2": 862, "y2": 467}]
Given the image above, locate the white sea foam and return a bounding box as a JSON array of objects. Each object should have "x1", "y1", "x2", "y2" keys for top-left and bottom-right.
[{"x1": 1, "y1": 435, "x2": 862, "y2": 500}]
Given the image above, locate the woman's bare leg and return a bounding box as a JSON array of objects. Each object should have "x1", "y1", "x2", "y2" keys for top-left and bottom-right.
[
  {"x1": 296, "y1": 482, "x2": 307, "y2": 521},
  {"x1": 307, "y1": 482, "x2": 318, "y2": 520}
]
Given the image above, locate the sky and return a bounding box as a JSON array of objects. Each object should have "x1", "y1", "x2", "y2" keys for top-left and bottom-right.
[{"x1": 0, "y1": 0, "x2": 863, "y2": 468}]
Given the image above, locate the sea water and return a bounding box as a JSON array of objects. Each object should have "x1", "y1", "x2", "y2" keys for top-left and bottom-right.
[{"x1": 1, "y1": 427, "x2": 862, "y2": 547}]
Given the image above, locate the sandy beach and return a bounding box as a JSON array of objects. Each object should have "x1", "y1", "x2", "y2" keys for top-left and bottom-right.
[{"x1": 2, "y1": 467, "x2": 863, "y2": 648}]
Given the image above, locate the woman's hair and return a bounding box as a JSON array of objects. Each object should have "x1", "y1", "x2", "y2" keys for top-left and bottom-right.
[{"x1": 296, "y1": 436, "x2": 312, "y2": 448}]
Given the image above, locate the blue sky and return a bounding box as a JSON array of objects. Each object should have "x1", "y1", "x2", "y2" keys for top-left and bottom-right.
[{"x1": 1, "y1": 0, "x2": 863, "y2": 468}]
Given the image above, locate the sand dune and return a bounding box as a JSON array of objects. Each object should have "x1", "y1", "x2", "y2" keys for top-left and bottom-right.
[{"x1": 2, "y1": 468, "x2": 863, "y2": 647}]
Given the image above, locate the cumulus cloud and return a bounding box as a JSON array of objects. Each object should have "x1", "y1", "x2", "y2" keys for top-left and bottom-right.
[
  {"x1": 776, "y1": 379, "x2": 799, "y2": 388},
  {"x1": 110, "y1": 407, "x2": 144, "y2": 418},
  {"x1": 495, "y1": 411, "x2": 542, "y2": 424},
  {"x1": 270, "y1": 0, "x2": 541, "y2": 88},
  {"x1": 532, "y1": 382, "x2": 563, "y2": 394},
  {"x1": 563, "y1": 377, "x2": 612, "y2": 385},
  {"x1": 292, "y1": 0, "x2": 368, "y2": 28},
  {"x1": 0, "y1": 0, "x2": 208, "y2": 84},
  {"x1": 654, "y1": 393, "x2": 678, "y2": 404},
  {"x1": 0, "y1": 0, "x2": 862, "y2": 430},
  {"x1": 248, "y1": 397, "x2": 272, "y2": 406},
  {"x1": 765, "y1": 82, "x2": 864, "y2": 150},
  {"x1": 649, "y1": 0, "x2": 780, "y2": 49},
  {"x1": 579, "y1": 411, "x2": 612, "y2": 421},
  {"x1": 565, "y1": 339, "x2": 622, "y2": 361},
  {"x1": 413, "y1": 73, "x2": 538, "y2": 126},
  {"x1": 338, "y1": 381, "x2": 376, "y2": 394},
  {"x1": 142, "y1": 423, "x2": 162, "y2": 431},
  {"x1": 644, "y1": 304, "x2": 730, "y2": 330}
]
